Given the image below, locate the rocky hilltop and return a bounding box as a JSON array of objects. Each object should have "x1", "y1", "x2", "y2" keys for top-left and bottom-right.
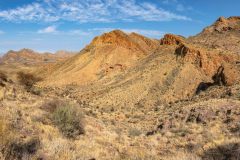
[
  {"x1": 41, "y1": 30, "x2": 160, "y2": 85},
  {"x1": 189, "y1": 16, "x2": 240, "y2": 54}
]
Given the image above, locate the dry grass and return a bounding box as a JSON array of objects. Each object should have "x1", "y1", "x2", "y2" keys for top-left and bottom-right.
[{"x1": 0, "y1": 117, "x2": 15, "y2": 150}]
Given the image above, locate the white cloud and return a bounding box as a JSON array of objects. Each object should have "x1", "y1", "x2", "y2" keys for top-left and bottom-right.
[
  {"x1": 38, "y1": 26, "x2": 58, "y2": 34},
  {"x1": 0, "y1": 30, "x2": 4, "y2": 34},
  {"x1": 0, "y1": 0, "x2": 191, "y2": 23}
]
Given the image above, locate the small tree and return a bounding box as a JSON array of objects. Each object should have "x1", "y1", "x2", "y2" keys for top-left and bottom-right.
[{"x1": 17, "y1": 72, "x2": 42, "y2": 90}]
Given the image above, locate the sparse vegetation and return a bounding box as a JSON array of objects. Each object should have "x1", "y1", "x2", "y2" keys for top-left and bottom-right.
[
  {"x1": 202, "y1": 142, "x2": 240, "y2": 160},
  {"x1": 0, "y1": 71, "x2": 8, "y2": 87},
  {"x1": 0, "y1": 117, "x2": 39, "y2": 160},
  {"x1": 52, "y1": 103, "x2": 85, "y2": 138},
  {"x1": 40, "y1": 99, "x2": 66, "y2": 113},
  {"x1": 128, "y1": 128, "x2": 142, "y2": 137},
  {"x1": 0, "y1": 71, "x2": 7, "y2": 82},
  {"x1": 0, "y1": 117, "x2": 15, "y2": 150},
  {"x1": 17, "y1": 71, "x2": 42, "y2": 90},
  {"x1": 4, "y1": 137, "x2": 40, "y2": 160}
]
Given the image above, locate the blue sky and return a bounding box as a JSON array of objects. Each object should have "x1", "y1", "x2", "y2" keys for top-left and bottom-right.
[{"x1": 0, "y1": 0, "x2": 239, "y2": 53}]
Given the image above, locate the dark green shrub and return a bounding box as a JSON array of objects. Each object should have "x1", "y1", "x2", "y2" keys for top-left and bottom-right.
[{"x1": 53, "y1": 104, "x2": 84, "y2": 138}]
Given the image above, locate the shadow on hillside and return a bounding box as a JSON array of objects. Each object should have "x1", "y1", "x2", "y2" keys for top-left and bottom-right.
[{"x1": 202, "y1": 142, "x2": 240, "y2": 160}]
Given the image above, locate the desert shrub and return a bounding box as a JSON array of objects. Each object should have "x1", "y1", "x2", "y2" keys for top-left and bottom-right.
[
  {"x1": 53, "y1": 104, "x2": 85, "y2": 138},
  {"x1": 4, "y1": 137, "x2": 40, "y2": 160},
  {"x1": 40, "y1": 99, "x2": 66, "y2": 113},
  {"x1": 202, "y1": 142, "x2": 240, "y2": 160},
  {"x1": 0, "y1": 71, "x2": 8, "y2": 87},
  {"x1": 0, "y1": 117, "x2": 40, "y2": 159},
  {"x1": 17, "y1": 71, "x2": 42, "y2": 90},
  {"x1": 30, "y1": 86, "x2": 42, "y2": 95},
  {"x1": 0, "y1": 71, "x2": 7, "y2": 82},
  {"x1": 128, "y1": 128, "x2": 142, "y2": 137}
]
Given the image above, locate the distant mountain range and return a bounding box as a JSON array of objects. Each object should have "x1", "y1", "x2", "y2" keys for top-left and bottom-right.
[{"x1": 0, "y1": 48, "x2": 76, "y2": 65}]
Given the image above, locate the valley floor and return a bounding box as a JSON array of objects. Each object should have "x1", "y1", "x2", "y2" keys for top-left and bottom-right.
[{"x1": 0, "y1": 72, "x2": 239, "y2": 160}]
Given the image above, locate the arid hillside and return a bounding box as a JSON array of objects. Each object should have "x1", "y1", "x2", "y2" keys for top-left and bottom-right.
[
  {"x1": 0, "y1": 16, "x2": 240, "y2": 160},
  {"x1": 189, "y1": 16, "x2": 240, "y2": 54},
  {"x1": 41, "y1": 30, "x2": 160, "y2": 85},
  {"x1": 40, "y1": 26, "x2": 240, "y2": 105}
]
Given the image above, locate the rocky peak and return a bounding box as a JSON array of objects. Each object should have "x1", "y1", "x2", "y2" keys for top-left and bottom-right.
[
  {"x1": 203, "y1": 16, "x2": 240, "y2": 33},
  {"x1": 160, "y1": 34, "x2": 184, "y2": 45},
  {"x1": 87, "y1": 30, "x2": 159, "y2": 54},
  {"x1": 91, "y1": 30, "x2": 131, "y2": 46}
]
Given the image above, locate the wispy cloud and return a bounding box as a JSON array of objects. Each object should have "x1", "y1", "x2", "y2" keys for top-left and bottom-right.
[
  {"x1": 0, "y1": 0, "x2": 191, "y2": 23},
  {"x1": 37, "y1": 27, "x2": 91, "y2": 36},
  {"x1": 161, "y1": 0, "x2": 193, "y2": 12},
  {"x1": 38, "y1": 25, "x2": 58, "y2": 34}
]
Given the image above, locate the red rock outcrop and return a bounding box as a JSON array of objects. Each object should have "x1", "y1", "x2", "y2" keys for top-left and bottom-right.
[
  {"x1": 174, "y1": 43, "x2": 239, "y2": 86},
  {"x1": 160, "y1": 34, "x2": 184, "y2": 45}
]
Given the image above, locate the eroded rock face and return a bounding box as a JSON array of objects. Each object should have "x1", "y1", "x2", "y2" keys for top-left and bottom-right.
[
  {"x1": 203, "y1": 16, "x2": 240, "y2": 33},
  {"x1": 160, "y1": 34, "x2": 184, "y2": 45},
  {"x1": 174, "y1": 42, "x2": 239, "y2": 89}
]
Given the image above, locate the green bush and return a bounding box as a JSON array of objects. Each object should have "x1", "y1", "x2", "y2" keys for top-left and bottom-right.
[{"x1": 53, "y1": 104, "x2": 84, "y2": 138}]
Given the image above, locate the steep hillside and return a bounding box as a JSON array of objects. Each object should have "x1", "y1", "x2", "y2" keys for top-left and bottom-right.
[
  {"x1": 41, "y1": 30, "x2": 160, "y2": 85},
  {"x1": 189, "y1": 16, "x2": 240, "y2": 54},
  {"x1": 41, "y1": 30, "x2": 240, "y2": 105},
  {"x1": 71, "y1": 34, "x2": 239, "y2": 108}
]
